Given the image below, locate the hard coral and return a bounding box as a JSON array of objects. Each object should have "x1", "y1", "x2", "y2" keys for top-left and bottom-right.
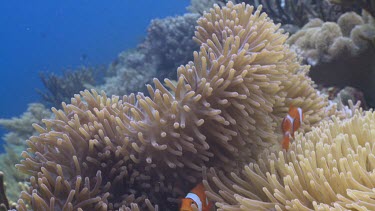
[
  {"x1": 142, "y1": 13, "x2": 200, "y2": 80},
  {"x1": 99, "y1": 65, "x2": 155, "y2": 97},
  {"x1": 204, "y1": 109, "x2": 375, "y2": 210},
  {"x1": 0, "y1": 103, "x2": 51, "y2": 205},
  {"x1": 100, "y1": 14, "x2": 200, "y2": 97},
  {"x1": 0, "y1": 172, "x2": 9, "y2": 210},
  {"x1": 188, "y1": 0, "x2": 224, "y2": 14},
  {"x1": 16, "y1": 2, "x2": 331, "y2": 210},
  {"x1": 329, "y1": 0, "x2": 375, "y2": 17},
  {"x1": 38, "y1": 67, "x2": 99, "y2": 109},
  {"x1": 0, "y1": 103, "x2": 52, "y2": 138},
  {"x1": 217, "y1": 0, "x2": 354, "y2": 28}
]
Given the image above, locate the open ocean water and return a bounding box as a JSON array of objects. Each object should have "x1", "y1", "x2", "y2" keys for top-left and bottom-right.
[{"x1": 0, "y1": 0, "x2": 190, "y2": 153}]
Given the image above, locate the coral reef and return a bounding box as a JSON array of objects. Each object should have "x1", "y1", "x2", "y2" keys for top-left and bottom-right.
[
  {"x1": 335, "y1": 86, "x2": 367, "y2": 108},
  {"x1": 142, "y1": 13, "x2": 200, "y2": 80},
  {"x1": 0, "y1": 103, "x2": 52, "y2": 140},
  {"x1": 15, "y1": 2, "x2": 333, "y2": 210},
  {"x1": 38, "y1": 67, "x2": 99, "y2": 109},
  {"x1": 320, "y1": 86, "x2": 368, "y2": 109},
  {"x1": 98, "y1": 50, "x2": 156, "y2": 97},
  {"x1": 287, "y1": 10, "x2": 375, "y2": 107},
  {"x1": 99, "y1": 13, "x2": 200, "y2": 97},
  {"x1": 204, "y1": 109, "x2": 375, "y2": 210},
  {"x1": 187, "y1": 0, "x2": 224, "y2": 14},
  {"x1": 0, "y1": 148, "x2": 27, "y2": 207},
  {"x1": 199, "y1": 0, "x2": 355, "y2": 28},
  {"x1": 287, "y1": 10, "x2": 375, "y2": 65},
  {"x1": 329, "y1": 0, "x2": 375, "y2": 17},
  {"x1": 0, "y1": 103, "x2": 52, "y2": 205},
  {"x1": 241, "y1": 0, "x2": 343, "y2": 27},
  {"x1": 0, "y1": 172, "x2": 9, "y2": 210}
]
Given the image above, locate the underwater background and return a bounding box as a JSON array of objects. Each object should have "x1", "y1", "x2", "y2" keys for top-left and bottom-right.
[
  {"x1": 0, "y1": 0, "x2": 374, "y2": 210},
  {"x1": 0, "y1": 0, "x2": 190, "y2": 153}
]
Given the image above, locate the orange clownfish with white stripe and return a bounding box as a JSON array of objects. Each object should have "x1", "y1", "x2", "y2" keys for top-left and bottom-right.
[
  {"x1": 180, "y1": 183, "x2": 213, "y2": 211},
  {"x1": 281, "y1": 105, "x2": 304, "y2": 151}
]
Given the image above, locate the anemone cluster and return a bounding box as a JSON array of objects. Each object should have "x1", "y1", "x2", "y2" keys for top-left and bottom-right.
[
  {"x1": 204, "y1": 109, "x2": 375, "y2": 210},
  {"x1": 11, "y1": 2, "x2": 370, "y2": 211}
]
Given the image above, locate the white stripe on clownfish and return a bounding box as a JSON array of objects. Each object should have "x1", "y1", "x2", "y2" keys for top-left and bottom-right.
[
  {"x1": 186, "y1": 192, "x2": 202, "y2": 211},
  {"x1": 297, "y1": 107, "x2": 303, "y2": 123}
]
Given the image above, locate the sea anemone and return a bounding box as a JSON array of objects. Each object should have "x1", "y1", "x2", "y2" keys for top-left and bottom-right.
[{"x1": 204, "y1": 109, "x2": 375, "y2": 210}]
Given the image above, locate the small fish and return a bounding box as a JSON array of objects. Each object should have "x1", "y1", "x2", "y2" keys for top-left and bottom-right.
[
  {"x1": 180, "y1": 183, "x2": 213, "y2": 211},
  {"x1": 281, "y1": 105, "x2": 304, "y2": 150},
  {"x1": 80, "y1": 53, "x2": 88, "y2": 61},
  {"x1": 289, "y1": 106, "x2": 303, "y2": 135}
]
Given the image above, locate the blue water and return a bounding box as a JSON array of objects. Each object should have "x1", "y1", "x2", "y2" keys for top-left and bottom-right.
[{"x1": 0, "y1": 0, "x2": 190, "y2": 153}]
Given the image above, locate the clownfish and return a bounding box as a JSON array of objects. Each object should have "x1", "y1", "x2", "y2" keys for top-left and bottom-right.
[
  {"x1": 281, "y1": 105, "x2": 304, "y2": 150},
  {"x1": 180, "y1": 183, "x2": 213, "y2": 211}
]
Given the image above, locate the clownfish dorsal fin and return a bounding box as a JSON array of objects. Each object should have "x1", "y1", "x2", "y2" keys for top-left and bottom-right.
[
  {"x1": 289, "y1": 104, "x2": 295, "y2": 113},
  {"x1": 289, "y1": 106, "x2": 303, "y2": 121}
]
